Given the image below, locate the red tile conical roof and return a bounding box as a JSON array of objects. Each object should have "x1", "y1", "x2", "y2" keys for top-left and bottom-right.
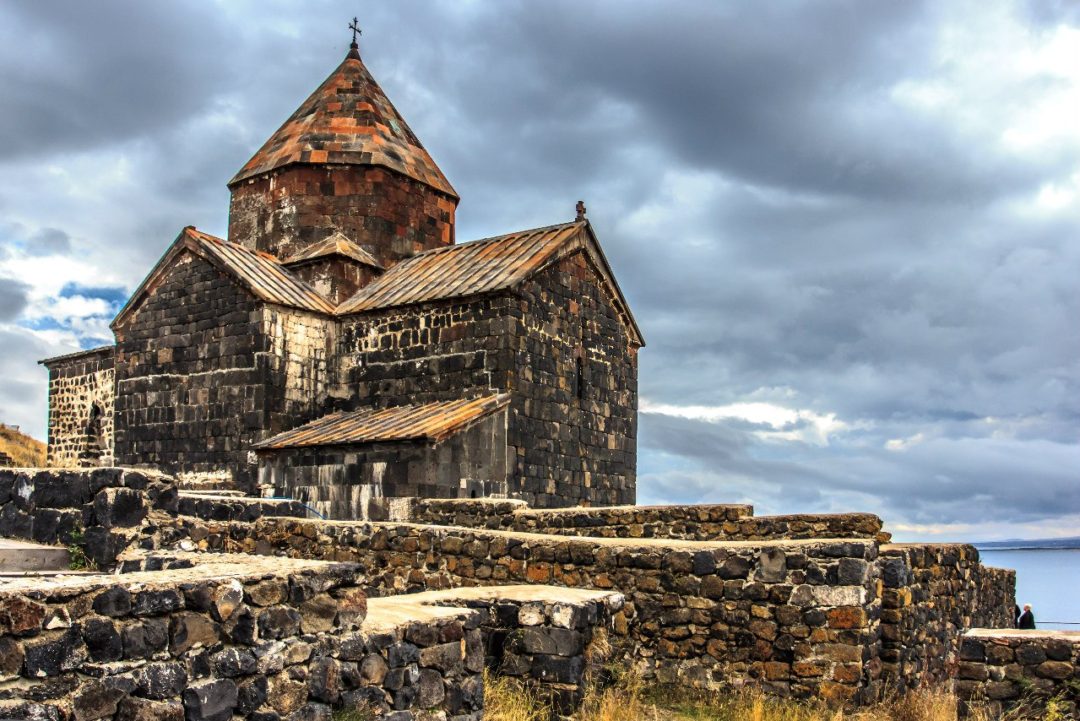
[{"x1": 228, "y1": 49, "x2": 456, "y2": 198}]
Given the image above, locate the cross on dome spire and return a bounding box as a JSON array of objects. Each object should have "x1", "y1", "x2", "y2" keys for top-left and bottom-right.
[{"x1": 348, "y1": 17, "x2": 362, "y2": 56}]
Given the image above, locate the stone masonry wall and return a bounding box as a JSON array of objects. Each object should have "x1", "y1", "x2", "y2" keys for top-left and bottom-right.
[
  {"x1": 405, "y1": 499, "x2": 883, "y2": 542},
  {"x1": 42, "y1": 347, "x2": 116, "y2": 468},
  {"x1": 879, "y1": 544, "x2": 1017, "y2": 689},
  {"x1": 339, "y1": 295, "x2": 515, "y2": 408},
  {"x1": 113, "y1": 252, "x2": 272, "y2": 490},
  {"x1": 228, "y1": 165, "x2": 457, "y2": 269},
  {"x1": 261, "y1": 305, "x2": 338, "y2": 439},
  {"x1": 411, "y1": 586, "x2": 623, "y2": 718},
  {"x1": 512, "y1": 252, "x2": 638, "y2": 508},
  {"x1": 955, "y1": 630, "x2": 1079, "y2": 717},
  {"x1": 147, "y1": 515, "x2": 885, "y2": 702},
  {"x1": 260, "y1": 411, "x2": 509, "y2": 520},
  {"x1": 0, "y1": 557, "x2": 377, "y2": 721},
  {"x1": 0, "y1": 467, "x2": 178, "y2": 569},
  {"x1": 337, "y1": 251, "x2": 639, "y2": 509}
]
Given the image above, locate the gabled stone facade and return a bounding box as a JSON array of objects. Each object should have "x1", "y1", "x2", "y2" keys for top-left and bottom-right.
[{"x1": 40, "y1": 43, "x2": 643, "y2": 514}]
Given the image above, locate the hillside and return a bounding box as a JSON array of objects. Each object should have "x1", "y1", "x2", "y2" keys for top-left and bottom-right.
[{"x1": 0, "y1": 423, "x2": 46, "y2": 467}]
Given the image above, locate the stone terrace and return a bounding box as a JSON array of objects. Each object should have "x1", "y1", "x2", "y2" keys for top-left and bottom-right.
[{"x1": 0, "y1": 467, "x2": 1019, "y2": 717}]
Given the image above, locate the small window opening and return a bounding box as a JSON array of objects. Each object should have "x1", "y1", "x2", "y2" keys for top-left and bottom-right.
[
  {"x1": 576, "y1": 356, "x2": 585, "y2": 400},
  {"x1": 81, "y1": 402, "x2": 106, "y2": 465}
]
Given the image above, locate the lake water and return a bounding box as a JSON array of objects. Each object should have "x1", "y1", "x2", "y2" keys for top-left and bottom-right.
[{"x1": 977, "y1": 548, "x2": 1080, "y2": 632}]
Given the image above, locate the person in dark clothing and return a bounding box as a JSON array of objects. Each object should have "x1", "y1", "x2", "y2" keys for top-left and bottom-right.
[
  {"x1": 1017, "y1": 603, "x2": 1036, "y2": 629},
  {"x1": 1014, "y1": 604, "x2": 1021, "y2": 627}
]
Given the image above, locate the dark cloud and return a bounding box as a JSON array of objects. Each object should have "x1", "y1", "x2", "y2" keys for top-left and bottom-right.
[
  {"x1": 0, "y1": 1, "x2": 1077, "y2": 538},
  {"x1": 0, "y1": 278, "x2": 29, "y2": 321},
  {"x1": 29, "y1": 228, "x2": 71, "y2": 256},
  {"x1": 0, "y1": 3, "x2": 235, "y2": 159}
]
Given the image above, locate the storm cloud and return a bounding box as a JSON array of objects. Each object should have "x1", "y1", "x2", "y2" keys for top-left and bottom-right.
[{"x1": 0, "y1": 0, "x2": 1076, "y2": 540}]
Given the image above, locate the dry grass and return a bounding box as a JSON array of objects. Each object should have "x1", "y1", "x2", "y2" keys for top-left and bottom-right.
[
  {"x1": 484, "y1": 671, "x2": 551, "y2": 721},
  {"x1": 0, "y1": 423, "x2": 45, "y2": 467},
  {"x1": 480, "y1": 670, "x2": 1073, "y2": 721}
]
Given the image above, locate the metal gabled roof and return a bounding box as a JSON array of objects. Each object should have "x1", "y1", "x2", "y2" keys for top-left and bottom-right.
[
  {"x1": 282, "y1": 231, "x2": 384, "y2": 269},
  {"x1": 253, "y1": 394, "x2": 511, "y2": 450},
  {"x1": 335, "y1": 220, "x2": 644, "y2": 346},
  {"x1": 112, "y1": 227, "x2": 335, "y2": 330}
]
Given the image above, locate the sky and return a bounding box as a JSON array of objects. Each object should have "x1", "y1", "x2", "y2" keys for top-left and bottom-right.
[{"x1": 0, "y1": 1, "x2": 1077, "y2": 541}]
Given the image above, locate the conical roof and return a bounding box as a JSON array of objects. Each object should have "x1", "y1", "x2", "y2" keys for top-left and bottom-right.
[{"x1": 229, "y1": 48, "x2": 456, "y2": 198}]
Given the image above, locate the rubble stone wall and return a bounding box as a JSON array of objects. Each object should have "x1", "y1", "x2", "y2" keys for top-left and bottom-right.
[
  {"x1": 512, "y1": 252, "x2": 638, "y2": 508},
  {"x1": 386, "y1": 586, "x2": 624, "y2": 718},
  {"x1": 228, "y1": 165, "x2": 457, "y2": 268},
  {"x1": 149, "y1": 516, "x2": 885, "y2": 702},
  {"x1": 879, "y1": 544, "x2": 1017, "y2": 688},
  {"x1": 955, "y1": 630, "x2": 1079, "y2": 716},
  {"x1": 42, "y1": 347, "x2": 116, "y2": 469},
  {"x1": 405, "y1": 499, "x2": 882, "y2": 542},
  {"x1": 0, "y1": 557, "x2": 397, "y2": 721},
  {"x1": 0, "y1": 467, "x2": 178, "y2": 569}
]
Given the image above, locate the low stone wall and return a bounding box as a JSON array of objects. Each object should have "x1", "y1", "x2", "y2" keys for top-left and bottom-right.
[
  {"x1": 370, "y1": 585, "x2": 624, "y2": 719},
  {"x1": 956, "y1": 630, "x2": 1080, "y2": 717},
  {"x1": 404, "y1": 499, "x2": 882, "y2": 542},
  {"x1": 177, "y1": 492, "x2": 308, "y2": 523},
  {"x1": 0, "y1": 467, "x2": 177, "y2": 568},
  {"x1": 148, "y1": 515, "x2": 884, "y2": 702},
  {"x1": 0, "y1": 556, "x2": 376, "y2": 721},
  {"x1": 879, "y1": 544, "x2": 1016, "y2": 688}
]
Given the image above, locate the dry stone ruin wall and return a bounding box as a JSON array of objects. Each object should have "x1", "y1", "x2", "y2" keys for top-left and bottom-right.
[
  {"x1": 955, "y1": 630, "x2": 1080, "y2": 715},
  {"x1": 512, "y1": 252, "x2": 638, "y2": 508},
  {"x1": 0, "y1": 468, "x2": 1022, "y2": 714},
  {"x1": 879, "y1": 544, "x2": 1017, "y2": 688},
  {"x1": 405, "y1": 499, "x2": 885, "y2": 542},
  {"x1": 151, "y1": 515, "x2": 888, "y2": 703},
  {"x1": 42, "y1": 348, "x2": 115, "y2": 468}
]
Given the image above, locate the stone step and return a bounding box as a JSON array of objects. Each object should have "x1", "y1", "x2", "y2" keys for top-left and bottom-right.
[
  {"x1": 0, "y1": 537, "x2": 71, "y2": 572},
  {"x1": 176, "y1": 493, "x2": 309, "y2": 522}
]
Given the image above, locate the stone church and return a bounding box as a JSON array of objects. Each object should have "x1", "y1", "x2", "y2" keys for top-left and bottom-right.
[{"x1": 41, "y1": 38, "x2": 643, "y2": 517}]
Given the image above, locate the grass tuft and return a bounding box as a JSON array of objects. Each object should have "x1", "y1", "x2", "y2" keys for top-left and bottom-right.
[{"x1": 479, "y1": 669, "x2": 1052, "y2": 721}]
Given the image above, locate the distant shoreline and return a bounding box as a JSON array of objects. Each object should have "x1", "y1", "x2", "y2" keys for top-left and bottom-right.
[{"x1": 976, "y1": 545, "x2": 1080, "y2": 552}]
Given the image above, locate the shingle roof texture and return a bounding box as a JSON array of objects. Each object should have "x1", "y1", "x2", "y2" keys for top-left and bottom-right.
[
  {"x1": 253, "y1": 394, "x2": 511, "y2": 449},
  {"x1": 228, "y1": 51, "x2": 456, "y2": 198}
]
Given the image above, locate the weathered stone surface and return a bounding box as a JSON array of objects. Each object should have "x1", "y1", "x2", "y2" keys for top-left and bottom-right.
[
  {"x1": 81, "y1": 618, "x2": 123, "y2": 663},
  {"x1": 23, "y1": 629, "x2": 87, "y2": 679},
  {"x1": 134, "y1": 662, "x2": 189, "y2": 699},
  {"x1": 117, "y1": 697, "x2": 185, "y2": 721},
  {"x1": 182, "y1": 678, "x2": 238, "y2": 721},
  {"x1": 72, "y1": 678, "x2": 127, "y2": 721}
]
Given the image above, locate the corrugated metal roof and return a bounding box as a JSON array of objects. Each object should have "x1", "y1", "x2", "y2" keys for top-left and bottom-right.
[
  {"x1": 253, "y1": 394, "x2": 511, "y2": 450},
  {"x1": 228, "y1": 52, "x2": 456, "y2": 198},
  {"x1": 187, "y1": 228, "x2": 336, "y2": 314},
  {"x1": 336, "y1": 221, "x2": 585, "y2": 314},
  {"x1": 282, "y1": 231, "x2": 383, "y2": 269}
]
